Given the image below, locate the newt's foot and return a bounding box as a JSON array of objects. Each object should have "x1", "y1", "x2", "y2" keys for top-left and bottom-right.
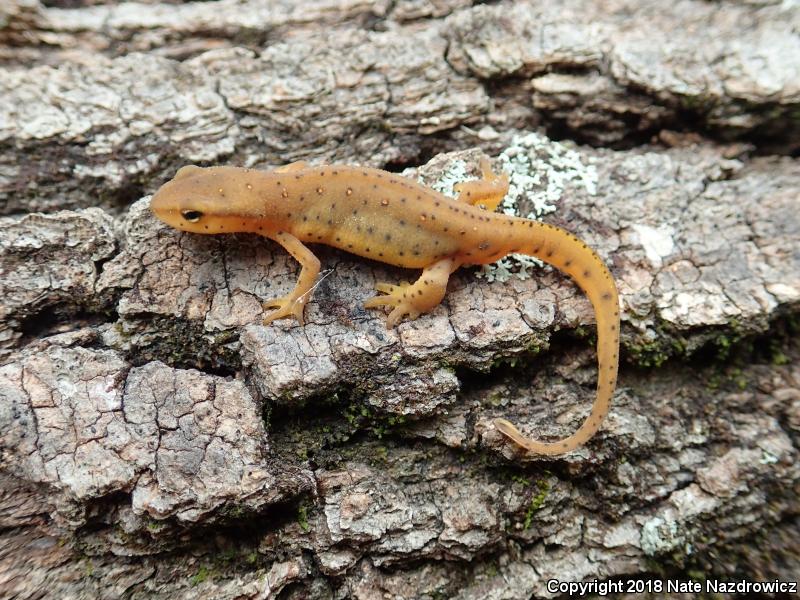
[
  {"x1": 365, "y1": 259, "x2": 454, "y2": 329},
  {"x1": 364, "y1": 281, "x2": 421, "y2": 328},
  {"x1": 454, "y1": 157, "x2": 509, "y2": 211},
  {"x1": 262, "y1": 294, "x2": 307, "y2": 325}
]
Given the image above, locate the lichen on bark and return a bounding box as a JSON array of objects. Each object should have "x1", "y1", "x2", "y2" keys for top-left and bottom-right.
[{"x1": 1, "y1": 1, "x2": 799, "y2": 598}]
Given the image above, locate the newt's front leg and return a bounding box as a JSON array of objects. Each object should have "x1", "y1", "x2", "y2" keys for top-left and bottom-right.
[
  {"x1": 365, "y1": 258, "x2": 458, "y2": 328},
  {"x1": 262, "y1": 231, "x2": 321, "y2": 325}
]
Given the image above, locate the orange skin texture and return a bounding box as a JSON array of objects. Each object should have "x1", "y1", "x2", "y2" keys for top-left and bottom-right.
[{"x1": 151, "y1": 160, "x2": 620, "y2": 456}]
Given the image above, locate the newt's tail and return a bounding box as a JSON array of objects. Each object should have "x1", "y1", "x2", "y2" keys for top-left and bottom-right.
[{"x1": 494, "y1": 220, "x2": 620, "y2": 455}]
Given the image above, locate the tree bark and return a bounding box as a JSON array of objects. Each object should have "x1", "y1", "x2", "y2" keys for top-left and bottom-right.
[{"x1": 1, "y1": 1, "x2": 798, "y2": 598}]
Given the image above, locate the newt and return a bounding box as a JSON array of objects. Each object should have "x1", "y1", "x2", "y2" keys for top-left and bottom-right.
[{"x1": 150, "y1": 158, "x2": 620, "y2": 456}]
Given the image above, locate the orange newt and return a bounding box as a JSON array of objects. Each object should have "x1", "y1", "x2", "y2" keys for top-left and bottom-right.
[{"x1": 150, "y1": 159, "x2": 620, "y2": 456}]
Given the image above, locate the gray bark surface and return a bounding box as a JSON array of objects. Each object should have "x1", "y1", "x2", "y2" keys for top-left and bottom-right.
[{"x1": 1, "y1": 1, "x2": 799, "y2": 599}]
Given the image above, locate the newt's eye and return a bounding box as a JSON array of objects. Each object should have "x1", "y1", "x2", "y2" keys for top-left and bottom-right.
[{"x1": 181, "y1": 209, "x2": 203, "y2": 222}]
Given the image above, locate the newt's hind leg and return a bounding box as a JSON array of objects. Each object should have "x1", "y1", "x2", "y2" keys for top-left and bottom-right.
[
  {"x1": 454, "y1": 157, "x2": 509, "y2": 212},
  {"x1": 261, "y1": 231, "x2": 320, "y2": 325},
  {"x1": 365, "y1": 258, "x2": 457, "y2": 328}
]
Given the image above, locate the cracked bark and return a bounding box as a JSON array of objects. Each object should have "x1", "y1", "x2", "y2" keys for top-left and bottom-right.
[{"x1": 1, "y1": 1, "x2": 799, "y2": 599}]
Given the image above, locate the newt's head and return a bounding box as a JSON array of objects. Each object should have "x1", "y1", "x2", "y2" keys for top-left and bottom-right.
[{"x1": 150, "y1": 165, "x2": 263, "y2": 234}]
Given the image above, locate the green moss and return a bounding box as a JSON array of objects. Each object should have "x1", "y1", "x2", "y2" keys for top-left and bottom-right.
[
  {"x1": 340, "y1": 399, "x2": 410, "y2": 443},
  {"x1": 525, "y1": 337, "x2": 545, "y2": 353},
  {"x1": 190, "y1": 565, "x2": 210, "y2": 586},
  {"x1": 647, "y1": 332, "x2": 697, "y2": 365},
  {"x1": 366, "y1": 421, "x2": 383, "y2": 439},
  {"x1": 686, "y1": 569, "x2": 706, "y2": 581},
  {"x1": 502, "y1": 471, "x2": 554, "y2": 530},
  {"x1": 768, "y1": 337, "x2": 790, "y2": 365},
  {"x1": 145, "y1": 518, "x2": 164, "y2": 532},
  {"x1": 705, "y1": 373, "x2": 722, "y2": 391},
  {"x1": 713, "y1": 334, "x2": 735, "y2": 361},
  {"x1": 530, "y1": 479, "x2": 550, "y2": 511},
  {"x1": 219, "y1": 504, "x2": 247, "y2": 520},
  {"x1": 680, "y1": 93, "x2": 716, "y2": 113},
  {"x1": 489, "y1": 338, "x2": 545, "y2": 371},
  {"x1": 487, "y1": 391, "x2": 504, "y2": 407},
  {"x1": 493, "y1": 355, "x2": 519, "y2": 369},
  {"x1": 121, "y1": 317, "x2": 241, "y2": 372},
  {"x1": 511, "y1": 474, "x2": 531, "y2": 487},
  {"x1": 627, "y1": 337, "x2": 673, "y2": 368},
  {"x1": 624, "y1": 319, "x2": 696, "y2": 368},
  {"x1": 217, "y1": 548, "x2": 237, "y2": 563},
  {"x1": 523, "y1": 478, "x2": 551, "y2": 529},
  {"x1": 706, "y1": 363, "x2": 757, "y2": 392},
  {"x1": 708, "y1": 317, "x2": 762, "y2": 363},
  {"x1": 344, "y1": 406, "x2": 359, "y2": 427},
  {"x1": 771, "y1": 349, "x2": 790, "y2": 365},
  {"x1": 297, "y1": 502, "x2": 311, "y2": 532},
  {"x1": 730, "y1": 367, "x2": 748, "y2": 390},
  {"x1": 572, "y1": 325, "x2": 595, "y2": 342},
  {"x1": 671, "y1": 337, "x2": 687, "y2": 354}
]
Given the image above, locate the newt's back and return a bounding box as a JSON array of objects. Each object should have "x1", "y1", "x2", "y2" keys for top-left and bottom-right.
[{"x1": 151, "y1": 164, "x2": 516, "y2": 269}]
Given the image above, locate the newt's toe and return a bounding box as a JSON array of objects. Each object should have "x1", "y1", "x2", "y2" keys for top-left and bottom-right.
[
  {"x1": 262, "y1": 295, "x2": 306, "y2": 325},
  {"x1": 386, "y1": 306, "x2": 420, "y2": 328},
  {"x1": 365, "y1": 281, "x2": 421, "y2": 326}
]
